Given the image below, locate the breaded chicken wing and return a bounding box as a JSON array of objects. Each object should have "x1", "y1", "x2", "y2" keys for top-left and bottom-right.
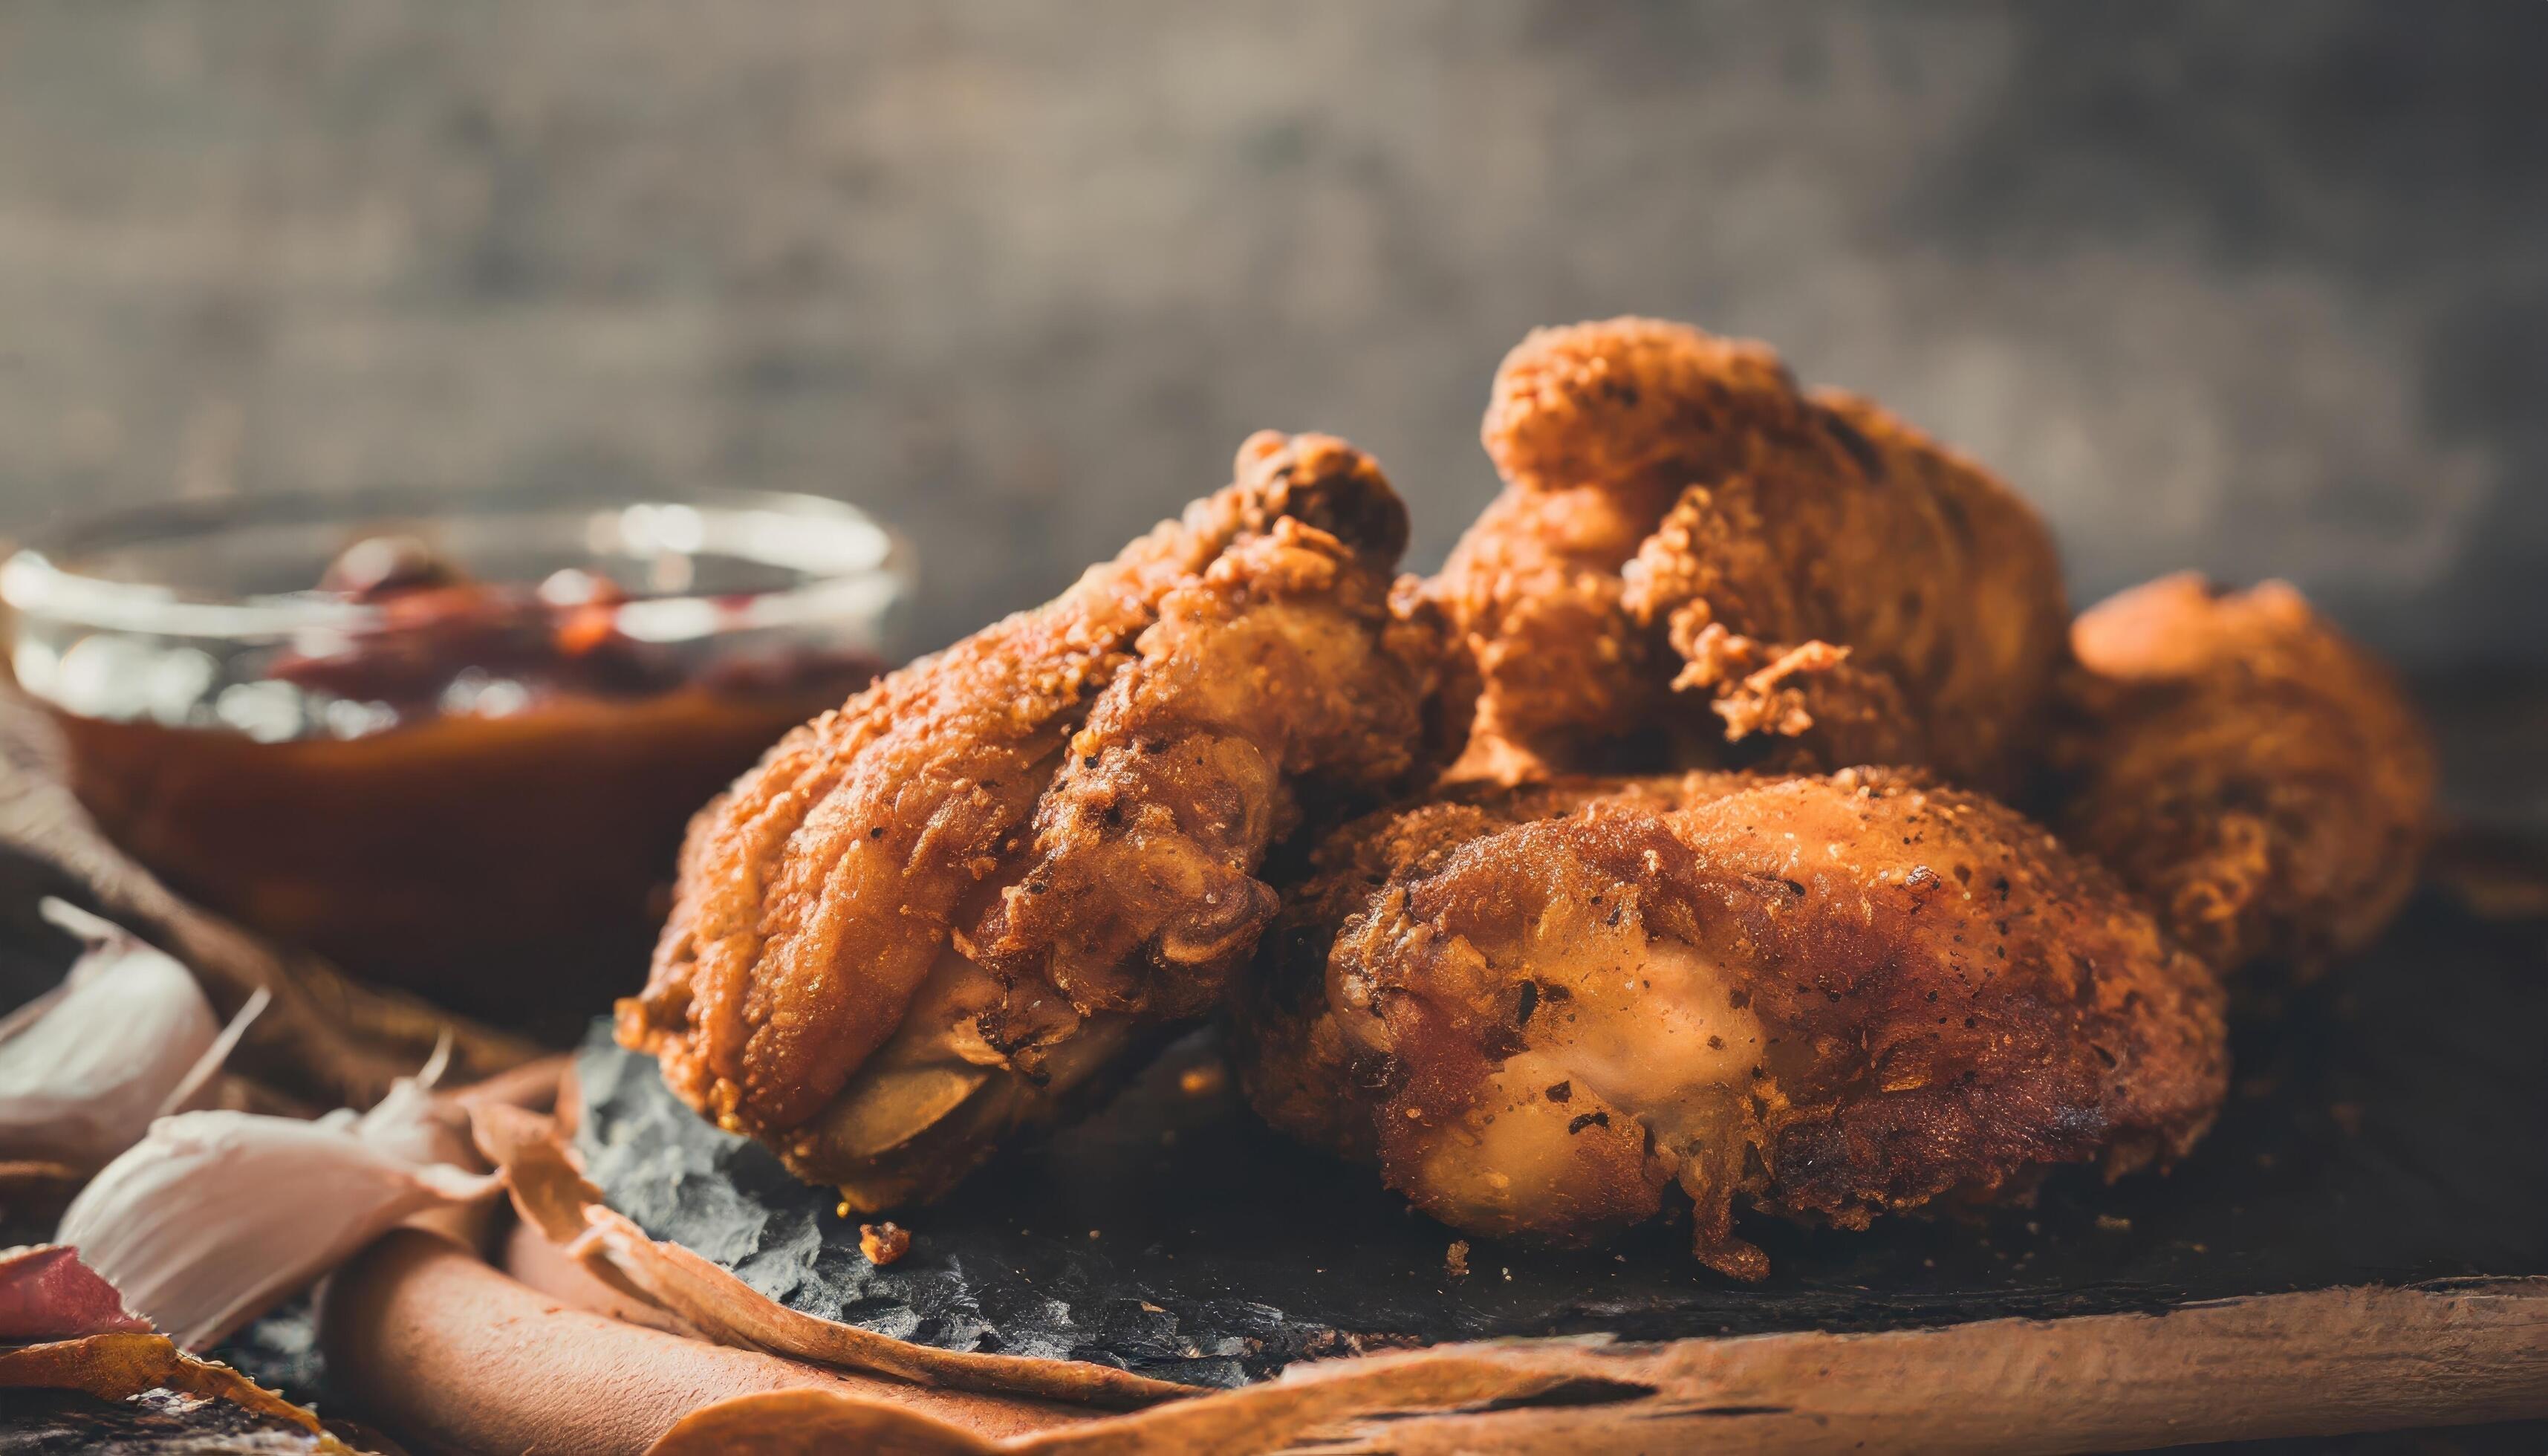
[
  {"x1": 2050, "y1": 574, "x2": 2436, "y2": 981},
  {"x1": 1237, "y1": 770, "x2": 2228, "y2": 1278},
  {"x1": 1435, "y1": 318, "x2": 2069, "y2": 789},
  {"x1": 619, "y1": 432, "x2": 1449, "y2": 1207}
]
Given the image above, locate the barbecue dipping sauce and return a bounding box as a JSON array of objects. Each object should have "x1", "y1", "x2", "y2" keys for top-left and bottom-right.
[{"x1": 49, "y1": 536, "x2": 884, "y2": 1034}]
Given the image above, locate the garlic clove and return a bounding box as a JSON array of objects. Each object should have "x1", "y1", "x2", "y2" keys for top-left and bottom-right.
[
  {"x1": 57, "y1": 1108, "x2": 498, "y2": 1350},
  {"x1": 0, "y1": 900, "x2": 221, "y2": 1168},
  {"x1": 0, "y1": 1243, "x2": 149, "y2": 1339}
]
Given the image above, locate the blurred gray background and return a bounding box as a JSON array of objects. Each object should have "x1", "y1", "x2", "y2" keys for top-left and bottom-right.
[{"x1": 2, "y1": 1, "x2": 2542, "y2": 667}]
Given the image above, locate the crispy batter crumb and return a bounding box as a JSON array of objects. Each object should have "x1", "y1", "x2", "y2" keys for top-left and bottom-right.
[
  {"x1": 2095, "y1": 1215, "x2": 2133, "y2": 1232},
  {"x1": 1444, "y1": 1240, "x2": 1471, "y2": 1279},
  {"x1": 1178, "y1": 1062, "x2": 1229, "y2": 1099},
  {"x1": 859, "y1": 1221, "x2": 912, "y2": 1266}
]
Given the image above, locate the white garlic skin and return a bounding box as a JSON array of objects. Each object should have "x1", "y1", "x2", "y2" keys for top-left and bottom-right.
[
  {"x1": 57, "y1": 1105, "x2": 497, "y2": 1350},
  {"x1": 0, "y1": 902, "x2": 219, "y2": 1169}
]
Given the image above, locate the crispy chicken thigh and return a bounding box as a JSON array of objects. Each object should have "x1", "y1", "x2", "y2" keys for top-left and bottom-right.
[
  {"x1": 1435, "y1": 318, "x2": 2069, "y2": 788},
  {"x1": 2050, "y1": 574, "x2": 2436, "y2": 981},
  {"x1": 1237, "y1": 770, "x2": 2228, "y2": 1278},
  {"x1": 619, "y1": 432, "x2": 1449, "y2": 1207}
]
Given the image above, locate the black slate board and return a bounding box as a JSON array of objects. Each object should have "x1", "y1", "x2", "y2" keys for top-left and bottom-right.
[{"x1": 576, "y1": 887, "x2": 2548, "y2": 1391}]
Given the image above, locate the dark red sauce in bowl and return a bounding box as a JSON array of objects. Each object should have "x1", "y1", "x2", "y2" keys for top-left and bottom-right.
[{"x1": 4, "y1": 487, "x2": 909, "y2": 1032}]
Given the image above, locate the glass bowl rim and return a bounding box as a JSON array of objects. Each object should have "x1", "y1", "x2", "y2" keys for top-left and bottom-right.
[{"x1": 1, "y1": 482, "x2": 912, "y2": 643}]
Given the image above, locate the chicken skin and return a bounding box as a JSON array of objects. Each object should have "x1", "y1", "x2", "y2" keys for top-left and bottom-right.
[
  {"x1": 1435, "y1": 318, "x2": 2070, "y2": 790},
  {"x1": 2050, "y1": 574, "x2": 2436, "y2": 982},
  {"x1": 1237, "y1": 770, "x2": 2228, "y2": 1278},
  {"x1": 619, "y1": 432, "x2": 1449, "y2": 1208}
]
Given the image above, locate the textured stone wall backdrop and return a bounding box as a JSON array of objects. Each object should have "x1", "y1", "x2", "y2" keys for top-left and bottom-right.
[{"x1": 0, "y1": 1, "x2": 2541, "y2": 665}]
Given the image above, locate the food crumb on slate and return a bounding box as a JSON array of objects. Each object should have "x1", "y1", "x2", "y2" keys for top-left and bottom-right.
[
  {"x1": 859, "y1": 1221, "x2": 913, "y2": 1266},
  {"x1": 1444, "y1": 1240, "x2": 1470, "y2": 1279}
]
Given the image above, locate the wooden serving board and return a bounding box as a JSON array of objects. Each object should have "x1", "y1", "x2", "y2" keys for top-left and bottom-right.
[{"x1": 343, "y1": 1232, "x2": 2548, "y2": 1455}]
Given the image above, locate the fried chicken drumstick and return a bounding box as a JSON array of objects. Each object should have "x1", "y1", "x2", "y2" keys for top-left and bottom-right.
[
  {"x1": 618, "y1": 432, "x2": 1448, "y2": 1208},
  {"x1": 1435, "y1": 318, "x2": 2069, "y2": 788},
  {"x1": 1237, "y1": 770, "x2": 2228, "y2": 1278},
  {"x1": 2050, "y1": 573, "x2": 2436, "y2": 982}
]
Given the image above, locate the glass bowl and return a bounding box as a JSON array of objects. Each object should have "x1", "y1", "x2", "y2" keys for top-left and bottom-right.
[{"x1": 2, "y1": 485, "x2": 911, "y2": 1033}]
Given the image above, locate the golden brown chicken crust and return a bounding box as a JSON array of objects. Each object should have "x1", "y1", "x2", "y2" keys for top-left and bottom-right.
[
  {"x1": 1435, "y1": 318, "x2": 2069, "y2": 789},
  {"x1": 964, "y1": 512, "x2": 1438, "y2": 1017},
  {"x1": 619, "y1": 432, "x2": 1446, "y2": 1203},
  {"x1": 2051, "y1": 573, "x2": 2437, "y2": 981},
  {"x1": 1481, "y1": 317, "x2": 1803, "y2": 498},
  {"x1": 1437, "y1": 321, "x2": 1796, "y2": 780},
  {"x1": 1237, "y1": 770, "x2": 2228, "y2": 1278},
  {"x1": 1242, "y1": 771, "x2": 1754, "y2": 1163},
  {"x1": 1427, "y1": 485, "x2": 1671, "y2": 782}
]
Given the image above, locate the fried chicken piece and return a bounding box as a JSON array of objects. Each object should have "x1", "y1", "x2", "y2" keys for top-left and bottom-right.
[
  {"x1": 2050, "y1": 574, "x2": 2436, "y2": 981},
  {"x1": 618, "y1": 432, "x2": 1449, "y2": 1207},
  {"x1": 1237, "y1": 770, "x2": 2227, "y2": 1278},
  {"x1": 1434, "y1": 318, "x2": 2069, "y2": 789}
]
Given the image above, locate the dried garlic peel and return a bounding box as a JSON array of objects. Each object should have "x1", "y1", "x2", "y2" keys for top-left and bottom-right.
[
  {"x1": 59, "y1": 1093, "x2": 498, "y2": 1350},
  {"x1": 0, "y1": 900, "x2": 224, "y2": 1168}
]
